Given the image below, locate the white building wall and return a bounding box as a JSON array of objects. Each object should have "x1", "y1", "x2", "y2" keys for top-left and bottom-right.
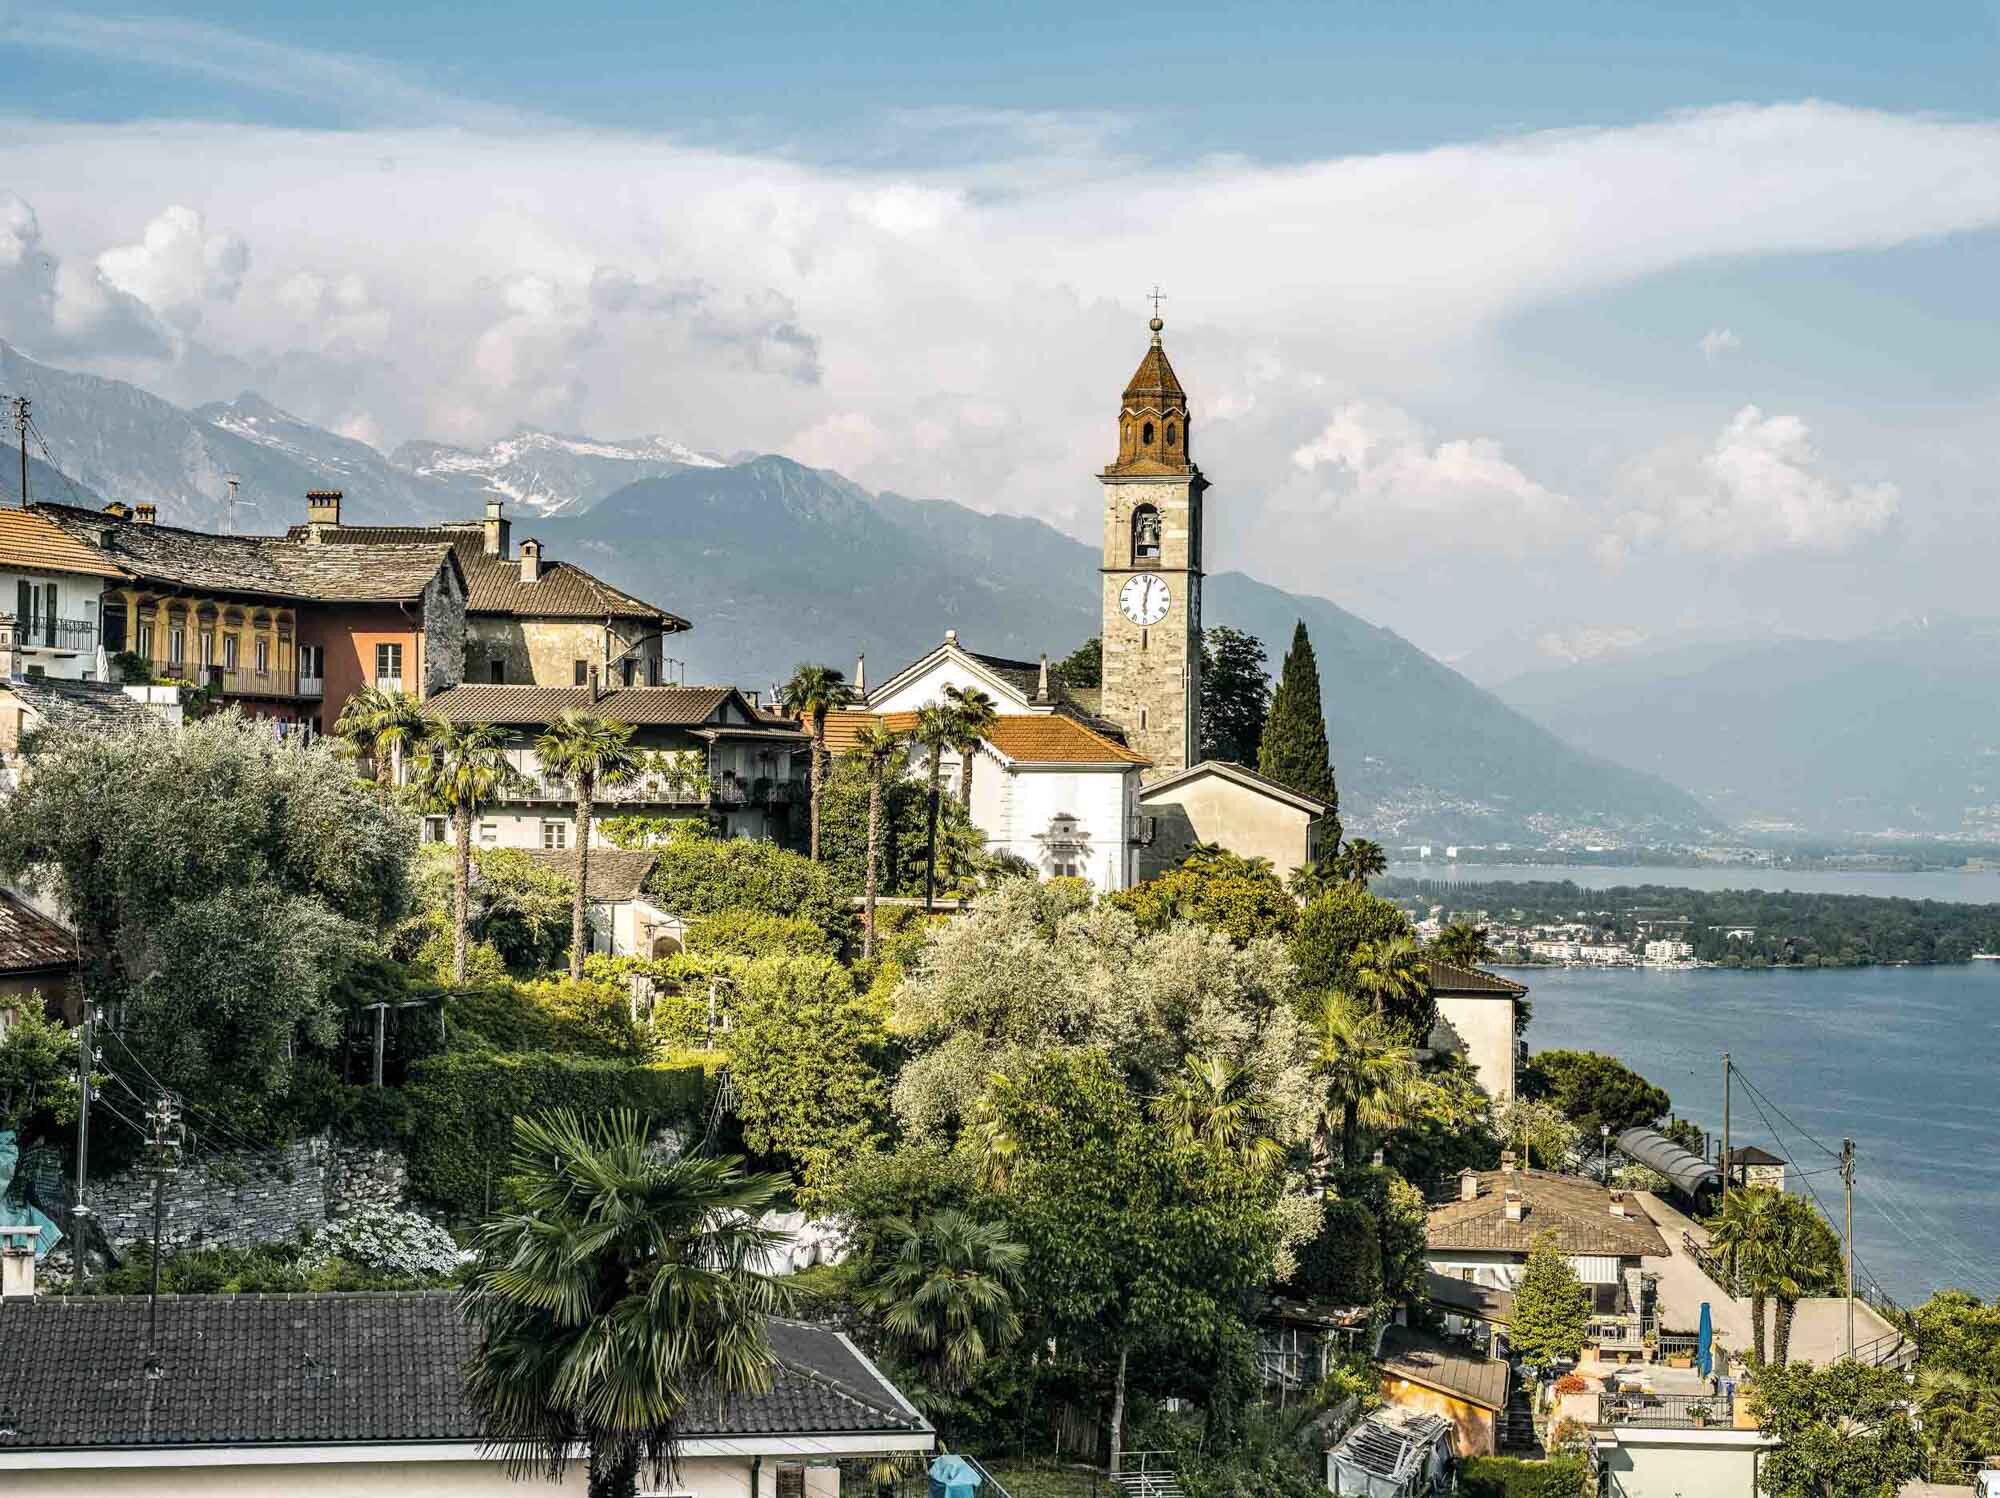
[
  {"x1": 1432, "y1": 993, "x2": 1519, "y2": 1101},
  {"x1": 1, "y1": 568, "x2": 109, "y2": 681},
  {"x1": 1595, "y1": 1434, "x2": 1767, "y2": 1497},
  {"x1": 992, "y1": 764, "x2": 1137, "y2": 892},
  {"x1": 868, "y1": 656, "x2": 1037, "y2": 716}
]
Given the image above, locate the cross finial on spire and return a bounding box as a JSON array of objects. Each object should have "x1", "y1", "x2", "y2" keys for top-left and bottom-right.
[{"x1": 1148, "y1": 285, "x2": 1167, "y2": 318}]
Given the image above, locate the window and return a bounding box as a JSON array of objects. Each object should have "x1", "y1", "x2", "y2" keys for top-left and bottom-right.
[
  {"x1": 620, "y1": 657, "x2": 637, "y2": 687},
  {"x1": 375, "y1": 642, "x2": 403, "y2": 688},
  {"x1": 421, "y1": 816, "x2": 448, "y2": 844},
  {"x1": 1141, "y1": 420, "x2": 1154, "y2": 446},
  {"x1": 1131, "y1": 504, "x2": 1161, "y2": 563},
  {"x1": 541, "y1": 820, "x2": 569, "y2": 851},
  {"x1": 255, "y1": 637, "x2": 269, "y2": 673},
  {"x1": 168, "y1": 626, "x2": 185, "y2": 666},
  {"x1": 1139, "y1": 707, "x2": 1148, "y2": 730},
  {"x1": 298, "y1": 643, "x2": 322, "y2": 680},
  {"x1": 489, "y1": 659, "x2": 506, "y2": 683},
  {"x1": 477, "y1": 821, "x2": 499, "y2": 846},
  {"x1": 222, "y1": 634, "x2": 238, "y2": 670},
  {"x1": 137, "y1": 621, "x2": 154, "y2": 659},
  {"x1": 1165, "y1": 420, "x2": 1178, "y2": 448},
  {"x1": 573, "y1": 659, "x2": 589, "y2": 685},
  {"x1": 199, "y1": 632, "x2": 214, "y2": 667}
]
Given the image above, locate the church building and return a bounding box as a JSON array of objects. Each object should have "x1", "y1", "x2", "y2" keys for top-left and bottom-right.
[{"x1": 829, "y1": 312, "x2": 1332, "y2": 892}]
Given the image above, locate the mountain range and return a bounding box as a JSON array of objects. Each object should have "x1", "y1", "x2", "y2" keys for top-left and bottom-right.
[
  {"x1": 1498, "y1": 619, "x2": 2000, "y2": 839},
  {"x1": 1, "y1": 341, "x2": 1712, "y2": 843}
]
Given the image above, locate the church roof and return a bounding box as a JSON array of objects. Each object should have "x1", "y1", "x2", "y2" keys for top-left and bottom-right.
[
  {"x1": 1123, "y1": 324, "x2": 1187, "y2": 408},
  {"x1": 819, "y1": 710, "x2": 1146, "y2": 768}
]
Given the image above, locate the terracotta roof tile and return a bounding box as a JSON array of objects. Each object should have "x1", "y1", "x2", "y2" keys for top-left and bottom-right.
[
  {"x1": 0, "y1": 888, "x2": 74, "y2": 975},
  {"x1": 426, "y1": 682, "x2": 737, "y2": 727},
  {"x1": 0, "y1": 1294, "x2": 928, "y2": 1450},
  {"x1": 1425, "y1": 958, "x2": 1528, "y2": 997},
  {"x1": 986, "y1": 715, "x2": 1148, "y2": 766},
  {"x1": 1425, "y1": 1168, "x2": 1670, "y2": 1258},
  {"x1": 0, "y1": 508, "x2": 127, "y2": 580}
]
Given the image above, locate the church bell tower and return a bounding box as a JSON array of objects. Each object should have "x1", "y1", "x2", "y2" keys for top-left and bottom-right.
[{"x1": 1099, "y1": 310, "x2": 1206, "y2": 779}]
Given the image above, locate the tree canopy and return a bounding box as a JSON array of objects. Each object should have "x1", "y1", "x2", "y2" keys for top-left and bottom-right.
[
  {"x1": 1257, "y1": 620, "x2": 1338, "y2": 829},
  {"x1": 1510, "y1": 1230, "x2": 1590, "y2": 1373},
  {"x1": 1107, "y1": 846, "x2": 1297, "y2": 946},
  {"x1": 1199, "y1": 626, "x2": 1271, "y2": 766},
  {"x1": 1521, "y1": 1049, "x2": 1671, "y2": 1138},
  {"x1": 1750, "y1": 1359, "x2": 1923, "y2": 1498}
]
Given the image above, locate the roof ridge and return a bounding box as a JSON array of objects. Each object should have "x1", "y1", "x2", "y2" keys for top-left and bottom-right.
[{"x1": 766, "y1": 1354, "x2": 924, "y2": 1431}]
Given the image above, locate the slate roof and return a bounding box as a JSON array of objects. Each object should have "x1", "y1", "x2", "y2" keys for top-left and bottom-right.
[
  {"x1": 1138, "y1": 758, "x2": 1331, "y2": 815},
  {"x1": 32, "y1": 505, "x2": 459, "y2": 605},
  {"x1": 1425, "y1": 958, "x2": 1529, "y2": 998},
  {"x1": 1377, "y1": 1325, "x2": 1510, "y2": 1412},
  {"x1": 1, "y1": 676, "x2": 163, "y2": 735},
  {"x1": 1726, "y1": 1145, "x2": 1786, "y2": 1167},
  {"x1": 1426, "y1": 1168, "x2": 1670, "y2": 1258},
  {"x1": 0, "y1": 888, "x2": 74, "y2": 976},
  {"x1": 425, "y1": 683, "x2": 738, "y2": 727},
  {"x1": 0, "y1": 507, "x2": 128, "y2": 580},
  {"x1": 283, "y1": 525, "x2": 686, "y2": 627},
  {"x1": 1424, "y1": 1270, "x2": 1515, "y2": 1327},
  {"x1": 523, "y1": 848, "x2": 660, "y2": 902},
  {"x1": 0, "y1": 1294, "x2": 929, "y2": 1451}
]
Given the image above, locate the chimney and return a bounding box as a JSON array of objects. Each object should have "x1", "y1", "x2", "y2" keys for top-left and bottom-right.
[
  {"x1": 484, "y1": 499, "x2": 511, "y2": 558},
  {"x1": 304, "y1": 489, "x2": 341, "y2": 538},
  {"x1": 1500, "y1": 1149, "x2": 1518, "y2": 1176},
  {"x1": 0, "y1": 1224, "x2": 38, "y2": 1298},
  {"x1": 1459, "y1": 1169, "x2": 1480, "y2": 1203},
  {"x1": 853, "y1": 653, "x2": 867, "y2": 696},
  {"x1": 519, "y1": 537, "x2": 542, "y2": 584},
  {"x1": 102, "y1": 501, "x2": 131, "y2": 521},
  {"x1": 134, "y1": 503, "x2": 157, "y2": 526},
  {"x1": 1504, "y1": 1189, "x2": 1526, "y2": 1223},
  {"x1": 1036, "y1": 652, "x2": 1051, "y2": 702},
  {"x1": 1610, "y1": 1191, "x2": 1629, "y2": 1219}
]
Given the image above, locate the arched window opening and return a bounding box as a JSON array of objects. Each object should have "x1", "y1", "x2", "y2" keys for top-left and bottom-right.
[
  {"x1": 1132, "y1": 505, "x2": 1162, "y2": 563},
  {"x1": 1141, "y1": 421, "x2": 1154, "y2": 446},
  {"x1": 1164, "y1": 421, "x2": 1178, "y2": 449}
]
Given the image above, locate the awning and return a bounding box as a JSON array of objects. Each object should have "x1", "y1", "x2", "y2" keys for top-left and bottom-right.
[{"x1": 1615, "y1": 1126, "x2": 1721, "y2": 1197}]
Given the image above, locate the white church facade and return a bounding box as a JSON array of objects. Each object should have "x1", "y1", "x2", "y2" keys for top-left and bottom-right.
[{"x1": 828, "y1": 315, "x2": 1332, "y2": 893}]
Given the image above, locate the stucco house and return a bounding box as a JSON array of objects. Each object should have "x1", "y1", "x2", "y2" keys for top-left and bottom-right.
[
  {"x1": 0, "y1": 1290, "x2": 934, "y2": 1496},
  {"x1": 1135, "y1": 758, "x2": 1332, "y2": 883},
  {"x1": 1424, "y1": 958, "x2": 1529, "y2": 1101},
  {"x1": 0, "y1": 506, "x2": 131, "y2": 683},
  {"x1": 0, "y1": 888, "x2": 75, "y2": 1029},
  {"x1": 523, "y1": 848, "x2": 683, "y2": 958},
  {"x1": 1373, "y1": 1324, "x2": 1510, "y2": 1458}
]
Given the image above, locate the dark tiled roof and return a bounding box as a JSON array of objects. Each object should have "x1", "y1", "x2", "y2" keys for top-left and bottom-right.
[
  {"x1": 427, "y1": 684, "x2": 737, "y2": 727},
  {"x1": 1425, "y1": 1270, "x2": 1514, "y2": 1327},
  {"x1": 1377, "y1": 1325, "x2": 1510, "y2": 1412},
  {"x1": 284, "y1": 526, "x2": 685, "y2": 626},
  {"x1": 33, "y1": 505, "x2": 458, "y2": 604},
  {"x1": 0, "y1": 888, "x2": 74, "y2": 975},
  {"x1": 1726, "y1": 1145, "x2": 1786, "y2": 1166},
  {"x1": 0, "y1": 1294, "x2": 928, "y2": 1451},
  {"x1": 2, "y1": 677, "x2": 163, "y2": 734},
  {"x1": 523, "y1": 848, "x2": 659, "y2": 902},
  {"x1": 1425, "y1": 1168, "x2": 1670, "y2": 1258},
  {"x1": 1425, "y1": 958, "x2": 1529, "y2": 997}
]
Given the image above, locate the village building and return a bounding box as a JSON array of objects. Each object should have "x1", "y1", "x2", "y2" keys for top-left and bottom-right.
[
  {"x1": 522, "y1": 847, "x2": 681, "y2": 958},
  {"x1": 1723, "y1": 1144, "x2": 1787, "y2": 1191},
  {"x1": 423, "y1": 682, "x2": 808, "y2": 848},
  {"x1": 281, "y1": 493, "x2": 689, "y2": 691},
  {"x1": 0, "y1": 1289, "x2": 934, "y2": 1497},
  {"x1": 0, "y1": 888, "x2": 76, "y2": 1030},
  {"x1": 0, "y1": 507, "x2": 132, "y2": 683},
  {"x1": 1136, "y1": 758, "x2": 1332, "y2": 882},
  {"x1": 1372, "y1": 1324, "x2": 1512, "y2": 1459},
  {"x1": 1424, "y1": 958, "x2": 1529, "y2": 1101},
  {"x1": 32, "y1": 498, "x2": 467, "y2": 733}
]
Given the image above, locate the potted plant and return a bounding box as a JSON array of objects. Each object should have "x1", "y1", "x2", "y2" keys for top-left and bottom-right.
[{"x1": 1687, "y1": 1403, "x2": 1712, "y2": 1429}]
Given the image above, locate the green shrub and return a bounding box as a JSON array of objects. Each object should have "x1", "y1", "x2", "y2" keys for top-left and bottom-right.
[
  {"x1": 683, "y1": 907, "x2": 837, "y2": 958},
  {"x1": 443, "y1": 977, "x2": 642, "y2": 1058},
  {"x1": 72, "y1": 1240, "x2": 453, "y2": 1296},
  {"x1": 643, "y1": 838, "x2": 845, "y2": 937},
  {"x1": 1285, "y1": 1196, "x2": 1382, "y2": 1306},
  {"x1": 1459, "y1": 1455, "x2": 1591, "y2": 1498},
  {"x1": 403, "y1": 1051, "x2": 707, "y2": 1217}
]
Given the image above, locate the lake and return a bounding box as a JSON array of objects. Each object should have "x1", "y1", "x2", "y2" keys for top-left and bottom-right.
[
  {"x1": 1520, "y1": 963, "x2": 2000, "y2": 1307},
  {"x1": 1387, "y1": 862, "x2": 2000, "y2": 904}
]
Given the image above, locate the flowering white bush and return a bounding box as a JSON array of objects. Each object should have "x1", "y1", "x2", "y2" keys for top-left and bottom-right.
[{"x1": 302, "y1": 1207, "x2": 461, "y2": 1280}]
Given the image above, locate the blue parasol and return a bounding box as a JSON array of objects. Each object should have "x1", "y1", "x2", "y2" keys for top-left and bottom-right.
[
  {"x1": 1696, "y1": 1301, "x2": 1714, "y2": 1377},
  {"x1": 928, "y1": 1454, "x2": 983, "y2": 1498}
]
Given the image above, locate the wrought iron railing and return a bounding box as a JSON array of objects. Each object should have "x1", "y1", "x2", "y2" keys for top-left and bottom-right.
[
  {"x1": 1599, "y1": 1392, "x2": 1734, "y2": 1430},
  {"x1": 0, "y1": 614, "x2": 97, "y2": 652},
  {"x1": 197, "y1": 664, "x2": 324, "y2": 700}
]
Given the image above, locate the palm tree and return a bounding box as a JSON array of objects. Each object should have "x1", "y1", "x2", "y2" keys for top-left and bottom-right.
[
  {"x1": 1914, "y1": 1366, "x2": 2000, "y2": 1469},
  {"x1": 1432, "y1": 920, "x2": 1495, "y2": 968},
  {"x1": 860, "y1": 1210, "x2": 1026, "y2": 1393},
  {"x1": 535, "y1": 710, "x2": 642, "y2": 979},
  {"x1": 854, "y1": 721, "x2": 909, "y2": 960},
  {"x1": 462, "y1": 1109, "x2": 794, "y2": 1498},
  {"x1": 1154, "y1": 1053, "x2": 1283, "y2": 1172},
  {"x1": 778, "y1": 664, "x2": 853, "y2": 863},
  {"x1": 1304, "y1": 992, "x2": 1422, "y2": 1174},
  {"x1": 943, "y1": 683, "x2": 998, "y2": 811},
  {"x1": 1337, "y1": 837, "x2": 1389, "y2": 887},
  {"x1": 1769, "y1": 1194, "x2": 1846, "y2": 1365},
  {"x1": 1348, "y1": 934, "x2": 1429, "y2": 1025},
  {"x1": 333, "y1": 685, "x2": 427, "y2": 797},
  {"x1": 412, "y1": 719, "x2": 516, "y2": 983},
  {"x1": 912, "y1": 702, "x2": 957, "y2": 911},
  {"x1": 1707, "y1": 1185, "x2": 1788, "y2": 1364}
]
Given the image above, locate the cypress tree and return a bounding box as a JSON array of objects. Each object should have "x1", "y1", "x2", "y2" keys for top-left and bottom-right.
[{"x1": 1258, "y1": 620, "x2": 1339, "y2": 825}]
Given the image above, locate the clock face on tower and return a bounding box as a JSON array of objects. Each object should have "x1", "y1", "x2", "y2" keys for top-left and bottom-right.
[{"x1": 1119, "y1": 573, "x2": 1171, "y2": 626}]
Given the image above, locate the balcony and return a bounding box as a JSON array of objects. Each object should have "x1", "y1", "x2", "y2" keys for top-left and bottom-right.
[
  {"x1": 196, "y1": 665, "x2": 325, "y2": 700},
  {"x1": 1599, "y1": 1391, "x2": 1735, "y2": 1431},
  {"x1": 0, "y1": 614, "x2": 97, "y2": 654}
]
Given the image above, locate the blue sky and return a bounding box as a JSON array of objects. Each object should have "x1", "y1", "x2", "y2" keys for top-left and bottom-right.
[{"x1": 1, "y1": 1, "x2": 1997, "y2": 676}]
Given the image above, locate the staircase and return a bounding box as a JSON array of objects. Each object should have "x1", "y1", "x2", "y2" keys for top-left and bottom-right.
[
  {"x1": 1111, "y1": 1452, "x2": 1185, "y2": 1498},
  {"x1": 1498, "y1": 1385, "x2": 1539, "y2": 1453}
]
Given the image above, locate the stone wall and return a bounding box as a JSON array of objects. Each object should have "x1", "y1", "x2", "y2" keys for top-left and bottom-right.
[{"x1": 59, "y1": 1133, "x2": 410, "y2": 1251}]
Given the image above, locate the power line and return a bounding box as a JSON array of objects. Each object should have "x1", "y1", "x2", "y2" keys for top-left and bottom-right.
[{"x1": 23, "y1": 414, "x2": 86, "y2": 508}]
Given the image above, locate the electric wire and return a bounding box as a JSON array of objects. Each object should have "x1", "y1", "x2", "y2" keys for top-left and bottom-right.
[{"x1": 23, "y1": 414, "x2": 86, "y2": 508}]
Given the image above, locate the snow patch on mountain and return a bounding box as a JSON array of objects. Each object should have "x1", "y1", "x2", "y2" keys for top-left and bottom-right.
[{"x1": 394, "y1": 428, "x2": 724, "y2": 516}]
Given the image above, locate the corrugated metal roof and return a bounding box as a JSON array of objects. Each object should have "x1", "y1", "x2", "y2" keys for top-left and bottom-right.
[{"x1": 1617, "y1": 1127, "x2": 1723, "y2": 1198}]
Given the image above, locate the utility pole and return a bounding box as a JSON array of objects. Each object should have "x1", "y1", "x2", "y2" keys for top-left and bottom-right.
[
  {"x1": 1842, "y1": 1138, "x2": 1857, "y2": 1360},
  {"x1": 13, "y1": 396, "x2": 29, "y2": 506},
  {"x1": 72, "y1": 1004, "x2": 95, "y2": 1289},
  {"x1": 143, "y1": 1093, "x2": 184, "y2": 1378},
  {"x1": 1720, "y1": 1051, "x2": 1732, "y2": 1203}
]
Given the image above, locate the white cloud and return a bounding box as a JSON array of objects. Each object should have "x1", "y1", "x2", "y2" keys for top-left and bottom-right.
[
  {"x1": 1535, "y1": 626, "x2": 1650, "y2": 664},
  {"x1": 1287, "y1": 402, "x2": 1575, "y2": 553},
  {"x1": 96, "y1": 205, "x2": 248, "y2": 333},
  {"x1": 1699, "y1": 327, "x2": 1742, "y2": 361},
  {"x1": 1615, "y1": 405, "x2": 1899, "y2": 556}
]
